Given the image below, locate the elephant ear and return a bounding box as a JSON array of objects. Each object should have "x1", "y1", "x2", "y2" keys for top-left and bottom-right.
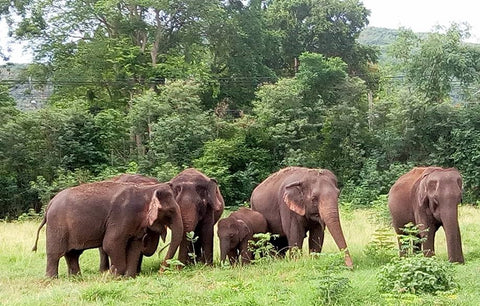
[
  {"x1": 147, "y1": 190, "x2": 163, "y2": 227},
  {"x1": 147, "y1": 188, "x2": 176, "y2": 229},
  {"x1": 417, "y1": 174, "x2": 439, "y2": 211},
  {"x1": 237, "y1": 219, "x2": 250, "y2": 241},
  {"x1": 210, "y1": 178, "x2": 225, "y2": 222},
  {"x1": 283, "y1": 181, "x2": 305, "y2": 216},
  {"x1": 417, "y1": 179, "x2": 430, "y2": 209}
]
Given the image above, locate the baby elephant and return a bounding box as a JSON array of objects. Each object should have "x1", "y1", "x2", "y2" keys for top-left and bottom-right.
[{"x1": 217, "y1": 207, "x2": 267, "y2": 264}]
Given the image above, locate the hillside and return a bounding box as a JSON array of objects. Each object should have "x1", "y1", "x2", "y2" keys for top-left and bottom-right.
[{"x1": 0, "y1": 64, "x2": 49, "y2": 110}]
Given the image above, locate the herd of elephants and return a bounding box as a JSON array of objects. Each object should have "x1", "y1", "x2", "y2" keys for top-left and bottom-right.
[{"x1": 31, "y1": 165, "x2": 464, "y2": 278}]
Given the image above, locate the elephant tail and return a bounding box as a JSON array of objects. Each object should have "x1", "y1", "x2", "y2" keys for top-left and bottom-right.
[{"x1": 32, "y1": 215, "x2": 47, "y2": 252}]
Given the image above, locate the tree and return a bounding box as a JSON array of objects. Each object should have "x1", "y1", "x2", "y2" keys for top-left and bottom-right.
[
  {"x1": 264, "y1": 0, "x2": 375, "y2": 76},
  {"x1": 390, "y1": 24, "x2": 480, "y2": 103}
]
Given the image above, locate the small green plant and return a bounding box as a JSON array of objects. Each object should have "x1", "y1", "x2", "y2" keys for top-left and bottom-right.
[
  {"x1": 364, "y1": 227, "x2": 396, "y2": 264},
  {"x1": 285, "y1": 246, "x2": 302, "y2": 261},
  {"x1": 161, "y1": 259, "x2": 185, "y2": 272},
  {"x1": 186, "y1": 231, "x2": 199, "y2": 265},
  {"x1": 398, "y1": 222, "x2": 427, "y2": 256},
  {"x1": 248, "y1": 232, "x2": 278, "y2": 263},
  {"x1": 312, "y1": 253, "x2": 352, "y2": 305},
  {"x1": 369, "y1": 194, "x2": 392, "y2": 226}
]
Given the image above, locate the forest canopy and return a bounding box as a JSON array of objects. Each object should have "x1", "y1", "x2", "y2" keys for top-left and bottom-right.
[{"x1": 1, "y1": 0, "x2": 480, "y2": 218}]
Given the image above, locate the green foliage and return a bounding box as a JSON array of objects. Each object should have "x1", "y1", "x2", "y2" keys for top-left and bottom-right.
[
  {"x1": 249, "y1": 233, "x2": 279, "y2": 263},
  {"x1": 311, "y1": 252, "x2": 352, "y2": 305},
  {"x1": 368, "y1": 194, "x2": 392, "y2": 227},
  {"x1": 364, "y1": 227, "x2": 396, "y2": 265},
  {"x1": 186, "y1": 231, "x2": 199, "y2": 265},
  {"x1": 398, "y1": 222, "x2": 427, "y2": 256},
  {"x1": 378, "y1": 255, "x2": 457, "y2": 294},
  {"x1": 377, "y1": 222, "x2": 456, "y2": 295}
]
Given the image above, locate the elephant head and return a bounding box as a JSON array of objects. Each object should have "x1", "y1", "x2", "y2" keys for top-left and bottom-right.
[
  {"x1": 146, "y1": 184, "x2": 184, "y2": 264},
  {"x1": 217, "y1": 218, "x2": 250, "y2": 263},
  {"x1": 415, "y1": 168, "x2": 464, "y2": 263},
  {"x1": 282, "y1": 169, "x2": 353, "y2": 267},
  {"x1": 170, "y1": 171, "x2": 224, "y2": 232}
]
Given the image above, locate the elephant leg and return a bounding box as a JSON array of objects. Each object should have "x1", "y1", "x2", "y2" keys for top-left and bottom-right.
[
  {"x1": 422, "y1": 224, "x2": 438, "y2": 257},
  {"x1": 308, "y1": 226, "x2": 325, "y2": 253},
  {"x1": 198, "y1": 224, "x2": 214, "y2": 265},
  {"x1": 239, "y1": 240, "x2": 252, "y2": 264},
  {"x1": 273, "y1": 236, "x2": 289, "y2": 256},
  {"x1": 46, "y1": 252, "x2": 62, "y2": 278},
  {"x1": 65, "y1": 249, "x2": 83, "y2": 276},
  {"x1": 137, "y1": 255, "x2": 144, "y2": 274},
  {"x1": 286, "y1": 222, "x2": 306, "y2": 251},
  {"x1": 178, "y1": 237, "x2": 191, "y2": 265},
  {"x1": 103, "y1": 234, "x2": 128, "y2": 276},
  {"x1": 125, "y1": 239, "x2": 142, "y2": 277},
  {"x1": 99, "y1": 248, "x2": 110, "y2": 272},
  {"x1": 227, "y1": 249, "x2": 238, "y2": 265},
  {"x1": 193, "y1": 235, "x2": 204, "y2": 263}
]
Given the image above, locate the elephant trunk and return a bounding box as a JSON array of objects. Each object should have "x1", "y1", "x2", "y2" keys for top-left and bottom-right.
[
  {"x1": 442, "y1": 211, "x2": 464, "y2": 263},
  {"x1": 219, "y1": 238, "x2": 229, "y2": 263},
  {"x1": 320, "y1": 200, "x2": 353, "y2": 268},
  {"x1": 162, "y1": 208, "x2": 184, "y2": 265}
]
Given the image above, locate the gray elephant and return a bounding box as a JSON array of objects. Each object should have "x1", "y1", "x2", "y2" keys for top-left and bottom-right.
[
  {"x1": 388, "y1": 166, "x2": 464, "y2": 263},
  {"x1": 251, "y1": 167, "x2": 353, "y2": 267},
  {"x1": 217, "y1": 207, "x2": 268, "y2": 264},
  {"x1": 32, "y1": 180, "x2": 183, "y2": 277}
]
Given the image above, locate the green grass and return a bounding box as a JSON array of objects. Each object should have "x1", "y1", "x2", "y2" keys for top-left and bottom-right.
[{"x1": 1, "y1": 206, "x2": 480, "y2": 305}]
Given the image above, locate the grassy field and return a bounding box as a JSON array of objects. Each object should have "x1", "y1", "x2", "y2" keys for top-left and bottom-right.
[{"x1": 1, "y1": 206, "x2": 480, "y2": 305}]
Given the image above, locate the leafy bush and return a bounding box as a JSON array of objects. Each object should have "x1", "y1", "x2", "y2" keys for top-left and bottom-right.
[
  {"x1": 248, "y1": 233, "x2": 279, "y2": 263},
  {"x1": 378, "y1": 255, "x2": 457, "y2": 294}
]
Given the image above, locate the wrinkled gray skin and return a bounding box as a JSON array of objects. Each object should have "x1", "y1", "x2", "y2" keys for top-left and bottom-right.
[
  {"x1": 388, "y1": 166, "x2": 464, "y2": 263},
  {"x1": 169, "y1": 168, "x2": 225, "y2": 265},
  {"x1": 98, "y1": 174, "x2": 168, "y2": 273},
  {"x1": 251, "y1": 167, "x2": 353, "y2": 268},
  {"x1": 32, "y1": 181, "x2": 183, "y2": 277},
  {"x1": 217, "y1": 207, "x2": 268, "y2": 264}
]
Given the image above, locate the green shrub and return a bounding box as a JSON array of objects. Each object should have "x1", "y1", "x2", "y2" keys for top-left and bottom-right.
[
  {"x1": 378, "y1": 222, "x2": 457, "y2": 295},
  {"x1": 378, "y1": 255, "x2": 457, "y2": 294},
  {"x1": 249, "y1": 232, "x2": 278, "y2": 263}
]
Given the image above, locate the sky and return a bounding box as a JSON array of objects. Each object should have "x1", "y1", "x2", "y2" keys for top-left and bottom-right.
[
  {"x1": 361, "y1": 0, "x2": 480, "y2": 43},
  {"x1": 1, "y1": 0, "x2": 480, "y2": 64}
]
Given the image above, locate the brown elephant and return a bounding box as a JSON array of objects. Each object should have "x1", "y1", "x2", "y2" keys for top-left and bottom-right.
[
  {"x1": 388, "y1": 166, "x2": 464, "y2": 263},
  {"x1": 250, "y1": 167, "x2": 353, "y2": 267},
  {"x1": 217, "y1": 207, "x2": 268, "y2": 264},
  {"x1": 32, "y1": 181, "x2": 183, "y2": 277},
  {"x1": 169, "y1": 168, "x2": 224, "y2": 265},
  {"x1": 97, "y1": 174, "x2": 168, "y2": 273}
]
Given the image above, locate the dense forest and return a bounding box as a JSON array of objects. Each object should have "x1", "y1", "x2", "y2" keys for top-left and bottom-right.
[{"x1": 1, "y1": 0, "x2": 480, "y2": 218}]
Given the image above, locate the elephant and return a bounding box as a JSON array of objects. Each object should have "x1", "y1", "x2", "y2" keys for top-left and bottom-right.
[
  {"x1": 169, "y1": 168, "x2": 224, "y2": 265},
  {"x1": 250, "y1": 166, "x2": 353, "y2": 268},
  {"x1": 217, "y1": 207, "x2": 268, "y2": 264},
  {"x1": 32, "y1": 180, "x2": 183, "y2": 277},
  {"x1": 97, "y1": 174, "x2": 167, "y2": 273},
  {"x1": 388, "y1": 166, "x2": 464, "y2": 263}
]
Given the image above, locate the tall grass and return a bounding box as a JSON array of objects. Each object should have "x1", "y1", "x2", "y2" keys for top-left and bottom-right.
[{"x1": 1, "y1": 206, "x2": 479, "y2": 305}]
